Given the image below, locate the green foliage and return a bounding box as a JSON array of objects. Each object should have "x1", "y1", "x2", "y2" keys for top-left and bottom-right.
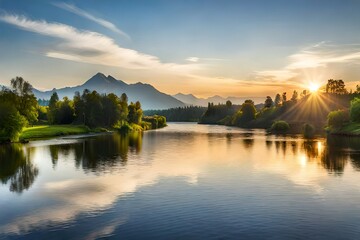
[
  {"x1": 232, "y1": 101, "x2": 256, "y2": 127},
  {"x1": 48, "y1": 93, "x2": 75, "y2": 124},
  {"x1": 10, "y1": 76, "x2": 38, "y2": 124},
  {"x1": 37, "y1": 105, "x2": 48, "y2": 121},
  {"x1": 270, "y1": 120, "x2": 290, "y2": 133},
  {"x1": 303, "y1": 123, "x2": 315, "y2": 138},
  {"x1": 327, "y1": 109, "x2": 350, "y2": 129},
  {"x1": 0, "y1": 102, "x2": 27, "y2": 142},
  {"x1": 264, "y1": 96, "x2": 273, "y2": 108},
  {"x1": 200, "y1": 103, "x2": 240, "y2": 124},
  {"x1": 128, "y1": 101, "x2": 143, "y2": 124},
  {"x1": 74, "y1": 90, "x2": 128, "y2": 128},
  {"x1": 350, "y1": 97, "x2": 360, "y2": 122},
  {"x1": 144, "y1": 106, "x2": 206, "y2": 122},
  {"x1": 142, "y1": 115, "x2": 167, "y2": 129}
]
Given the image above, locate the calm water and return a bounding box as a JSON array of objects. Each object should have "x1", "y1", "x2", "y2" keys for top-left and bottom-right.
[{"x1": 1, "y1": 123, "x2": 360, "y2": 239}]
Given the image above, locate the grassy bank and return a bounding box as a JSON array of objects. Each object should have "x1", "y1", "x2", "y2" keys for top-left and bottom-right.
[
  {"x1": 329, "y1": 123, "x2": 360, "y2": 136},
  {"x1": 20, "y1": 125, "x2": 90, "y2": 140}
]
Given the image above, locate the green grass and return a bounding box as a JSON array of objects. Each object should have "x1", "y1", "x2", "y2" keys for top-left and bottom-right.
[
  {"x1": 330, "y1": 122, "x2": 360, "y2": 136},
  {"x1": 20, "y1": 125, "x2": 90, "y2": 140}
]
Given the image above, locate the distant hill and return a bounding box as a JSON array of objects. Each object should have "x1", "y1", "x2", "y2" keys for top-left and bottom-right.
[
  {"x1": 32, "y1": 73, "x2": 185, "y2": 110},
  {"x1": 173, "y1": 93, "x2": 265, "y2": 106}
]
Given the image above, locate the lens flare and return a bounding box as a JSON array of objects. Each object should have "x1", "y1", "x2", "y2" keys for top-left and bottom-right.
[{"x1": 309, "y1": 82, "x2": 320, "y2": 93}]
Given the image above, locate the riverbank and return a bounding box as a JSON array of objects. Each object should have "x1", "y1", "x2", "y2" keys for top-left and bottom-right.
[
  {"x1": 19, "y1": 125, "x2": 92, "y2": 141},
  {"x1": 17, "y1": 122, "x2": 167, "y2": 142},
  {"x1": 328, "y1": 123, "x2": 360, "y2": 136}
]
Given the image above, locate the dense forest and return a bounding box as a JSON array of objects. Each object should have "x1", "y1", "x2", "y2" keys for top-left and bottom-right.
[
  {"x1": 144, "y1": 106, "x2": 207, "y2": 122},
  {"x1": 199, "y1": 80, "x2": 360, "y2": 137},
  {"x1": 0, "y1": 77, "x2": 166, "y2": 142}
]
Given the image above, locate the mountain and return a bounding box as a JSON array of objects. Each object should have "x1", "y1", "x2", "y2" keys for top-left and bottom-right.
[
  {"x1": 33, "y1": 73, "x2": 185, "y2": 110},
  {"x1": 173, "y1": 93, "x2": 265, "y2": 106}
]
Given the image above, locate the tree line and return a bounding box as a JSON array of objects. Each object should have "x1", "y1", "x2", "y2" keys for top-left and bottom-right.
[
  {"x1": 199, "y1": 79, "x2": 360, "y2": 136},
  {"x1": 144, "y1": 106, "x2": 207, "y2": 122},
  {"x1": 0, "y1": 77, "x2": 166, "y2": 142}
]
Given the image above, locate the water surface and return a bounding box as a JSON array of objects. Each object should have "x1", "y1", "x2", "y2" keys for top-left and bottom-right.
[{"x1": 1, "y1": 123, "x2": 360, "y2": 239}]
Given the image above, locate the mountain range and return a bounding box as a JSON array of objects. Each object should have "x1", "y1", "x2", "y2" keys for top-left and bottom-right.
[
  {"x1": 2, "y1": 73, "x2": 265, "y2": 110},
  {"x1": 172, "y1": 93, "x2": 265, "y2": 106},
  {"x1": 32, "y1": 73, "x2": 185, "y2": 110}
]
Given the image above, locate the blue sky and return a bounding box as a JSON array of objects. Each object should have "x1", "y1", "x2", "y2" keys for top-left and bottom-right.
[{"x1": 0, "y1": 0, "x2": 360, "y2": 97}]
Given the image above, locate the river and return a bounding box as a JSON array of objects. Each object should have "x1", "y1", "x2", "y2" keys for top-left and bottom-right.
[{"x1": 1, "y1": 123, "x2": 360, "y2": 239}]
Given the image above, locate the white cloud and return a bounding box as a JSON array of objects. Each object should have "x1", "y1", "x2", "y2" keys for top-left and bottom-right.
[
  {"x1": 0, "y1": 13, "x2": 201, "y2": 73},
  {"x1": 53, "y1": 2, "x2": 130, "y2": 40},
  {"x1": 186, "y1": 57, "x2": 199, "y2": 62},
  {"x1": 256, "y1": 42, "x2": 360, "y2": 83}
]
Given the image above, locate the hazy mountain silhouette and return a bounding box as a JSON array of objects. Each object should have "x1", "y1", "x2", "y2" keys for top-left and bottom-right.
[
  {"x1": 33, "y1": 73, "x2": 185, "y2": 110},
  {"x1": 173, "y1": 93, "x2": 265, "y2": 106}
]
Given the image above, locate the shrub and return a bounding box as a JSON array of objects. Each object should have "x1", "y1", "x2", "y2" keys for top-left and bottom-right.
[
  {"x1": 0, "y1": 102, "x2": 27, "y2": 142},
  {"x1": 350, "y1": 97, "x2": 360, "y2": 122},
  {"x1": 270, "y1": 120, "x2": 290, "y2": 133},
  {"x1": 303, "y1": 123, "x2": 315, "y2": 138},
  {"x1": 327, "y1": 109, "x2": 350, "y2": 129}
]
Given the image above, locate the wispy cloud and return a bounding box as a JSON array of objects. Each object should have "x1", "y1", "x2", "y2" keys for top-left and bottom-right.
[
  {"x1": 256, "y1": 42, "x2": 360, "y2": 84},
  {"x1": 53, "y1": 2, "x2": 130, "y2": 40},
  {"x1": 186, "y1": 57, "x2": 199, "y2": 62},
  {"x1": 0, "y1": 13, "x2": 200, "y2": 73},
  {"x1": 186, "y1": 56, "x2": 227, "y2": 62}
]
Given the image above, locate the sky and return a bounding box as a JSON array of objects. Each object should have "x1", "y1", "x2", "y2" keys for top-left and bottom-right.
[{"x1": 0, "y1": 0, "x2": 360, "y2": 98}]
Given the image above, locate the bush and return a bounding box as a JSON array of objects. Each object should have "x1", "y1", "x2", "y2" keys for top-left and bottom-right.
[
  {"x1": 303, "y1": 123, "x2": 315, "y2": 138},
  {"x1": 327, "y1": 109, "x2": 350, "y2": 129},
  {"x1": 270, "y1": 120, "x2": 290, "y2": 133},
  {"x1": 350, "y1": 97, "x2": 360, "y2": 122},
  {"x1": 0, "y1": 102, "x2": 27, "y2": 142}
]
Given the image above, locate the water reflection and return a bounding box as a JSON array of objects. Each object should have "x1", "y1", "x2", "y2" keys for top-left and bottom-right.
[
  {"x1": 2, "y1": 125, "x2": 360, "y2": 238},
  {"x1": 0, "y1": 144, "x2": 39, "y2": 193},
  {"x1": 47, "y1": 132, "x2": 143, "y2": 172}
]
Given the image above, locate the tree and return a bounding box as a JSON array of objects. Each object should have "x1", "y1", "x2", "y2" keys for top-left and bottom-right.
[
  {"x1": 102, "y1": 93, "x2": 121, "y2": 127},
  {"x1": 0, "y1": 101, "x2": 27, "y2": 141},
  {"x1": 10, "y1": 77, "x2": 38, "y2": 124},
  {"x1": 274, "y1": 94, "x2": 281, "y2": 107},
  {"x1": 282, "y1": 92, "x2": 287, "y2": 103},
  {"x1": 119, "y1": 93, "x2": 129, "y2": 124},
  {"x1": 226, "y1": 100, "x2": 232, "y2": 107},
  {"x1": 327, "y1": 110, "x2": 349, "y2": 129},
  {"x1": 48, "y1": 92, "x2": 59, "y2": 124},
  {"x1": 128, "y1": 101, "x2": 143, "y2": 124},
  {"x1": 350, "y1": 97, "x2": 360, "y2": 122},
  {"x1": 291, "y1": 90, "x2": 298, "y2": 102},
  {"x1": 270, "y1": 120, "x2": 290, "y2": 133},
  {"x1": 300, "y1": 90, "x2": 308, "y2": 98},
  {"x1": 239, "y1": 101, "x2": 256, "y2": 123},
  {"x1": 264, "y1": 96, "x2": 273, "y2": 108},
  {"x1": 326, "y1": 79, "x2": 347, "y2": 94},
  {"x1": 57, "y1": 97, "x2": 75, "y2": 124}
]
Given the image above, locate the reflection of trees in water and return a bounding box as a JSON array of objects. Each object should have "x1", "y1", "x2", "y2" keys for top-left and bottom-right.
[
  {"x1": 78, "y1": 132, "x2": 143, "y2": 172},
  {"x1": 48, "y1": 133, "x2": 143, "y2": 172},
  {"x1": 327, "y1": 136, "x2": 360, "y2": 172},
  {"x1": 321, "y1": 149, "x2": 347, "y2": 175},
  {"x1": 303, "y1": 138, "x2": 348, "y2": 174},
  {"x1": 0, "y1": 144, "x2": 39, "y2": 193},
  {"x1": 273, "y1": 140, "x2": 287, "y2": 155},
  {"x1": 242, "y1": 138, "x2": 254, "y2": 149}
]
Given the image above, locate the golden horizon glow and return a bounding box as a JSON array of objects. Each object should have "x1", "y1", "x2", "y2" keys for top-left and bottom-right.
[{"x1": 309, "y1": 82, "x2": 320, "y2": 93}]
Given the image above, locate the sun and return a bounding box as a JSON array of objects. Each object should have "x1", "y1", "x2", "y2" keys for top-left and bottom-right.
[{"x1": 309, "y1": 82, "x2": 320, "y2": 93}]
